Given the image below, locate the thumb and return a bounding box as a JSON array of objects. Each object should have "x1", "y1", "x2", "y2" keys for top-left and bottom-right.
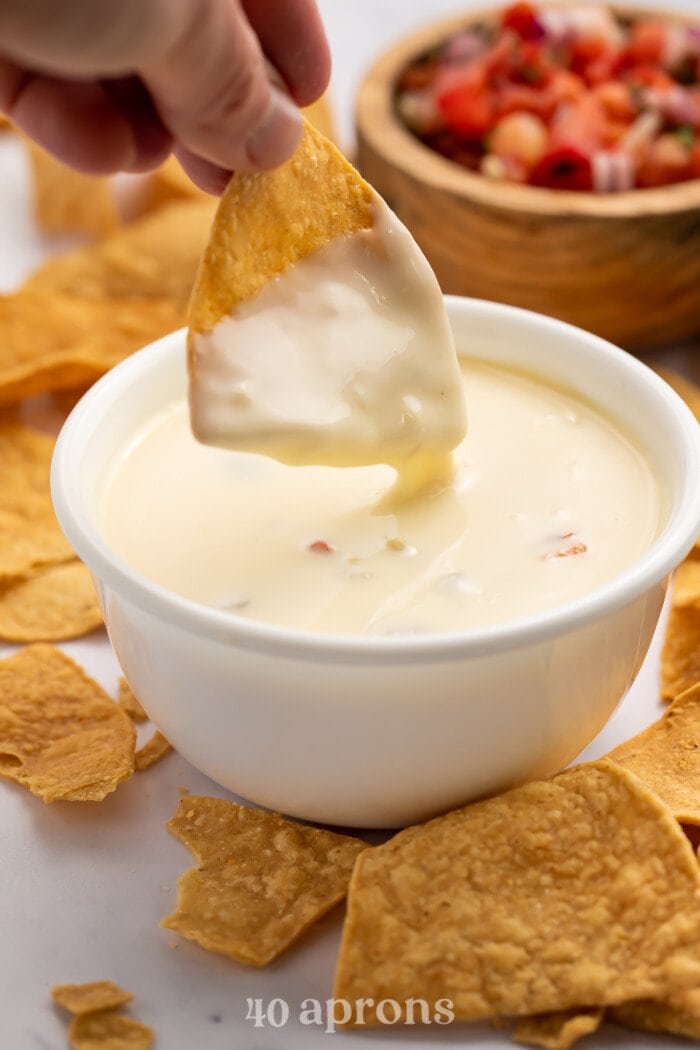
[{"x1": 142, "y1": 0, "x2": 302, "y2": 172}]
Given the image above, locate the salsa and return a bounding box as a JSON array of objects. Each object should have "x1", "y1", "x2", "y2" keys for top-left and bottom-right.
[{"x1": 395, "y1": 3, "x2": 700, "y2": 191}]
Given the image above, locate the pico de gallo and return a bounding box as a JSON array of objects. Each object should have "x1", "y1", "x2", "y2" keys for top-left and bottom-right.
[{"x1": 395, "y1": 3, "x2": 700, "y2": 190}]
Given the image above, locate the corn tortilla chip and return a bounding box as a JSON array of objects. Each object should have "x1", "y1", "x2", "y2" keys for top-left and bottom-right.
[
  {"x1": 661, "y1": 604, "x2": 700, "y2": 701},
  {"x1": 0, "y1": 417, "x2": 78, "y2": 579},
  {"x1": 135, "y1": 731, "x2": 172, "y2": 772},
  {"x1": 27, "y1": 199, "x2": 216, "y2": 305},
  {"x1": 149, "y1": 156, "x2": 209, "y2": 210},
  {"x1": 0, "y1": 291, "x2": 183, "y2": 407},
  {"x1": 334, "y1": 761, "x2": 700, "y2": 1025},
  {"x1": 0, "y1": 644, "x2": 134, "y2": 802},
  {"x1": 188, "y1": 119, "x2": 373, "y2": 336},
  {"x1": 118, "y1": 678, "x2": 147, "y2": 722},
  {"x1": 26, "y1": 141, "x2": 118, "y2": 238},
  {"x1": 513, "y1": 1009, "x2": 603, "y2": 1049},
  {"x1": 0, "y1": 561, "x2": 102, "y2": 642},
  {"x1": 608, "y1": 683, "x2": 700, "y2": 824},
  {"x1": 68, "y1": 1012, "x2": 153, "y2": 1050},
  {"x1": 161, "y1": 796, "x2": 366, "y2": 966},
  {"x1": 302, "y1": 95, "x2": 336, "y2": 142},
  {"x1": 610, "y1": 988, "x2": 700, "y2": 1040},
  {"x1": 52, "y1": 982, "x2": 133, "y2": 1015},
  {"x1": 672, "y1": 558, "x2": 700, "y2": 610}
]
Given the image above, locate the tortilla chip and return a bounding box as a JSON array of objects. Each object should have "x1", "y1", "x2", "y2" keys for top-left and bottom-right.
[
  {"x1": 188, "y1": 119, "x2": 373, "y2": 336},
  {"x1": 656, "y1": 368, "x2": 700, "y2": 422},
  {"x1": 672, "y1": 558, "x2": 700, "y2": 609},
  {"x1": 334, "y1": 761, "x2": 700, "y2": 1025},
  {"x1": 161, "y1": 796, "x2": 366, "y2": 966},
  {"x1": 27, "y1": 199, "x2": 217, "y2": 305},
  {"x1": 149, "y1": 156, "x2": 209, "y2": 210},
  {"x1": 0, "y1": 291, "x2": 183, "y2": 407},
  {"x1": 26, "y1": 141, "x2": 118, "y2": 238},
  {"x1": 0, "y1": 561, "x2": 102, "y2": 642},
  {"x1": 118, "y1": 678, "x2": 147, "y2": 722},
  {"x1": 135, "y1": 731, "x2": 172, "y2": 772},
  {"x1": 68, "y1": 1012, "x2": 153, "y2": 1050},
  {"x1": 302, "y1": 95, "x2": 336, "y2": 142},
  {"x1": 610, "y1": 988, "x2": 700, "y2": 1040},
  {"x1": 661, "y1": 604, "x2": 700, "y2": 701},
  {"x1": 52, "y1": 982, "x2": 133, "y2": 1015},
  {"x1": 607, "y1": 683, "x2": 700, "y2": 824},
  {"x1": 0, "y1": 644, "x2": 134, "y2": 802},
  {"x1": 513, "y1": 1009, "x2": 603, "y2": 1049}
]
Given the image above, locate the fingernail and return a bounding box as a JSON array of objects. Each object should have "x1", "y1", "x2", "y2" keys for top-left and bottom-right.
[{"x1": 246, "y1": 88, "x2": 302, "y2": 168}]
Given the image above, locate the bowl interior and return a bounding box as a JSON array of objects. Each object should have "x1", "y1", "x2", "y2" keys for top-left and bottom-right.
[{"x1": 52, "y1": 298, "x2": 700, "y2": 660}]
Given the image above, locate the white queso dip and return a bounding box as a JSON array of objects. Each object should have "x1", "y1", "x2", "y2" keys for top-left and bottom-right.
[{"x1": 100, "y1": 359, "x2": 661, "y2": 637}]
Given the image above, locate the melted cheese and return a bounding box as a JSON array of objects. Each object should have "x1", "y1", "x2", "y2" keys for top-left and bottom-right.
[
  {"x1": 188, "y1": 200, "x2": 468, "y2": 496},
  {"x1": 101, "y1": 360, "x2": 661, "y2": 637}
]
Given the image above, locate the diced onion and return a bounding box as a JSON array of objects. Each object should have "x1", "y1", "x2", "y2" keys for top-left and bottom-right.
[{"x1": 592, "y1": 151, "x2": 635, "y2": 192}]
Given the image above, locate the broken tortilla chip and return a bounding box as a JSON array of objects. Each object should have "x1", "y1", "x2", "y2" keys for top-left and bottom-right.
[
  {"x1": 0, "y1": 290, "x2": 183, "y2": 407},
  {"x1": 607, "y1": 683, "x2": 700, "y2": 824},
  {"x1": 135, "y1": 731, "x2": 172, "y2": 772},
  {"x1": 25, "y1": 141, "x2": 118, "y2": 238},
  {"x1": 26, "y1": 199, "x2": 217, "y2": 305},
  {"x1": 672, "y1": 558, "x2": 700, "y2": 610},
  {"x1": 0, "y1": 644, "x2": 134, "y2": 802},
  {"x1": 0, "y1": 561, "x2": 102, "y2": 642},
  {"x1": 161, "y1": 795, "x2": 366, "y2": 966},
  {"x1": 661, "y1": 604, "x2": 700, "y2": 701},
  {"x1": 149, "y1": 156, "x2": 209, "y2": 210},
  {"x1": 513, "y1": 1009, "x2": 603, "y2": 1050},
  {"x1": 610, "y1": 988, "x2": 700, "y2": 1040},
  {"x1": 68, "y1": 1012, "x2": 153, "y2": 1050},
  {"x1": 188, "y1": 119, "x2": 373, "y2": 337},
  {"x1": 334, "y1": 761, "x2": 700, "y2": 1025},
  {"x1": 52, "y1": 982, "x2": 133, "y2": 1015},
  {"x1": 118, "y1": 678, "x2": 147, "y2": 722},
  {"x1": 0, "y1": 419, "x2": 75, "y2": 581}
]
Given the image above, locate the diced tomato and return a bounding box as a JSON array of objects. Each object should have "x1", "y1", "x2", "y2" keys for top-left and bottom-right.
[
  {"x1": 497, "y1": 70, "x2": 585, "y2": 121},
  {"x1": 502, "y1": 2, "x2": 543, "y2": 40},
  {"x1": 621, "y1": 63, "x2": 676, "y2": 91},
  {"x1": 593, "y1": 81, "x2": 637, "y2": 122},
  {"x1": 549, "y1": 95, "x2": 606, "y2": 153},
  {"x1": 530, "y1": 146, "x2": 594, "y2": 190},
  {"x1": 637, "y1": 132, "x2": 693, "y2": 187},
  {"x1": 437, "y1": 77, "x2": 496, "y2": 137},
  {"x1": 513, "y1": 40, "x2": 554, "y2": 86},
  {"x1": 625, "y1": 20, "x2": 667, "y2": 66}
]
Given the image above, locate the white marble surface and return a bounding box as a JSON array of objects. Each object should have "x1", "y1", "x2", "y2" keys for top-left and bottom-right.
[{"x1": 0, "y1": 2, "x2": 695, "y2": 1047}]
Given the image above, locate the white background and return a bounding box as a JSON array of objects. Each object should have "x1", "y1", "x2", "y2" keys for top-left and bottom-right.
[{"x1": 1, "y1": 1, "x2": 698, "y2": 1046}]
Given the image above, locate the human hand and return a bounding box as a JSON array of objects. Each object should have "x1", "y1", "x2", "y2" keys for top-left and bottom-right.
[{"x1": 0, "y1": 0, "x2": 330, "y2": 193}]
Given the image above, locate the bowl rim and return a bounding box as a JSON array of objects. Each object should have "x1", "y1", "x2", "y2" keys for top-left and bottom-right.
[
  {"x1": 51, "y1": 297, "x2": 700, "y2": 666},
  {"x1": 356, "y1": 1, "x2": 700, "y2": 219}
]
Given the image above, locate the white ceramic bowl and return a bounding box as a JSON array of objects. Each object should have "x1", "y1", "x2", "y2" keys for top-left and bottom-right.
[{"x1": 51, "y1": 299, "x2": 700, "y2": 828}]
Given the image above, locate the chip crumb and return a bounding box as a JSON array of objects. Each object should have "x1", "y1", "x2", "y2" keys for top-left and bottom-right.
[
  {"x1": 0, "y1": 561, "x2": 102, "y2": 642},
  {"x1": 68, "y1": 1011, "x2": 153, "y2": 1050},
  {"x1": 512, "y1": 1009, "x2": 603, "y2": 1049},
  {"x1": 117, "y1": 678, "x2": 147, "y2": 722},
  {"x1": 0, "y1": 644, "x2": 135, "y2": 802},
  {"x1": 135, "y1": 731, "x2": 172, "y2": 772},
  {"x1": 161, "y1": 796, "x2": 366, "y2": 966},
  {"x1": 334, "y1": 761, "x2": 700, "y2": 1025},
  {"x1": 608, "y1": 683, "x2": 700, "y2": 824},
  {"x1": 51, "y1": 981, "x2": 133, "y2": 1016}
]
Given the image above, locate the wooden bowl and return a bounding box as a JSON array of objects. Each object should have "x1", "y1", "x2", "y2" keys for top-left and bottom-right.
[{"x1": 356, "y1": 7, "x2": 700, "y2": 351}]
